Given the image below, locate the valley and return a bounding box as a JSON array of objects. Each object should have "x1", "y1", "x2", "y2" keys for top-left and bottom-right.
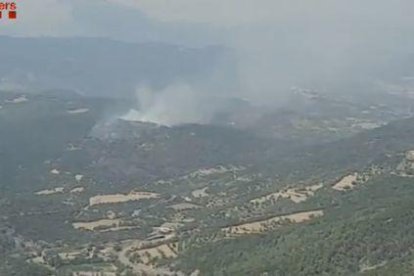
[{"x1": 2, "y1": 88, "x2": 414, "y2": 275}]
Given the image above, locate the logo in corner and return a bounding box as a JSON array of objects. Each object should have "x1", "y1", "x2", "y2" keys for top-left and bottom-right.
[{"x1": 0, "y1": 2, "x2": 17, "y2": 20}]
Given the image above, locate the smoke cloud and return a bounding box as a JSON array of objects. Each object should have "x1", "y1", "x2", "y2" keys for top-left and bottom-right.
[{"x1": 121, "y1": 84, "x2": 219, "y2": 126}]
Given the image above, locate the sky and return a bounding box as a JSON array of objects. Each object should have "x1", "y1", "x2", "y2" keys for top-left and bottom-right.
[
  {"x1": 4, "y1": 1, "x2": 414, "y2": 90},
  {"x1": 6, "y1": 1, "x2": 414, "y2": 42}
]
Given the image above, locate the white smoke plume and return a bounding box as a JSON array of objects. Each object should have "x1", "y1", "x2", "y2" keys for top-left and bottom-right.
[{"x1": 121, "y1": 84, "x2": 215, "y2": 126}]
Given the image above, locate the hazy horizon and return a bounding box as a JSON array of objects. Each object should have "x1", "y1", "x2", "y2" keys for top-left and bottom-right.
[{"x1": 2, "y1": 0, "x2": 414, "y2": 124}]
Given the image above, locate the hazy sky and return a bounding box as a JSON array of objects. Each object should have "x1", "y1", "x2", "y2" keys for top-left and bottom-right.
[
  {"x1": 6, "y1": 0, "x2": 414, "y2": 41},
  {"x1": 4, "y1": 0, "x2": 414, "y2": 104}
]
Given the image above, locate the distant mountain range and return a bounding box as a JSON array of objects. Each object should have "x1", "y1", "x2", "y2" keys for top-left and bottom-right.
[{"x1": 0, "y1": 36, "x2": 235, "y2": 98}]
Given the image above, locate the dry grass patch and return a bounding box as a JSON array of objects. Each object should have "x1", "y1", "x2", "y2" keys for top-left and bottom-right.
[
  {"x1": 6, "y1": 95, "x2": 28, "y2": 103},
  {"x1": 250, "y1": 184, "x2": 323, "y2": 204},
  {"x1": 70, "y1": 187, "x2": 85, "y2": 193},
  {"x1": 359, "y1": 261, "x2": 387, "y2": 272},
  {"x1": 332, "y1": 173, "x2": 358, "y2": 191},
  {"x1": 58, "y1": 250, "x2": 84, "y2": 261},
  {"x1": 168, "y1": 203, "x2": 201, "y2": 211},
  {"x1": 222, "y1": 210, "x2": 324, "y2": 235},
  {"x1": 89, "y1": 191, "x2": 160, "y2": 206},
  {"x1": 72, "y1": 271, "x2": 116, "y2": 276},
  {"x1": 100, "y1": 226, "x2": 140, "y2": 233},
  {"x1": 132, "y1": 243, "x2": 178, "y2": 265},
  {"x1": 35, "y1": 187, "x2": 64, "y2": 195},
  {"x1": 73, "y1": 219, "x2": 122, "y2": 231},
  {"x1": 191, "y1": 187, "x2": 209, "y2": 198},
  {"x1": 187, "y1": 166, "x2": 244, "y2": 178},
  {"x1": 50, "y1": 169, "x2": 60, "y2": 175},
  {"x1": 67, "y1": 108, "x2": 89, "y2": 114}
]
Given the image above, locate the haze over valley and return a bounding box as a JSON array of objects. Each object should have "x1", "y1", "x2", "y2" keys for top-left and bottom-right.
[{"x1": 2, "y1": 1, "x2": 414, "y2": 275}]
